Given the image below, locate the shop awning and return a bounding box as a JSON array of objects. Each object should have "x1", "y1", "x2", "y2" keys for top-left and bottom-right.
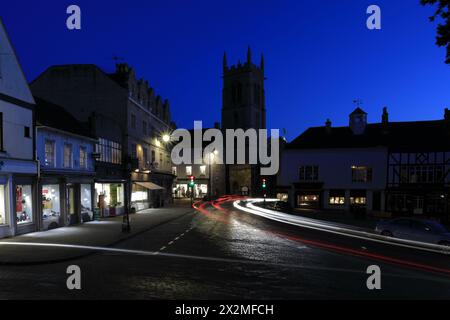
[{"x1": 135, "y1": 182, "x2": 165, "y2": 191}]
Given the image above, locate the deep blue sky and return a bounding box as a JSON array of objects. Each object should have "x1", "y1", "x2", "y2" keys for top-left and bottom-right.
[{"x1": 2, "y1": 0, "x2": 449, "y2": 140}]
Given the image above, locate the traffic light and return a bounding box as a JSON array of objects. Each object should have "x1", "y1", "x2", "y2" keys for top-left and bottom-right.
[
  {"x1": 262, "y1": 178, "x2": 267, "y2": 190},
  {"x1": 189, "y1": 176, "x2": 195, "y2": 188}
]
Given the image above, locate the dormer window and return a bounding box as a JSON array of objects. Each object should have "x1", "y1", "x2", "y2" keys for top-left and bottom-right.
[{"x1": 349, "y1": 107, "x2": 367, "y2": 135}]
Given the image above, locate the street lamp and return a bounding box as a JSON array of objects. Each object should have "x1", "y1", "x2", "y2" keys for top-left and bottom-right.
[{"x1": 162, "y1": 134, "x2": 171, "y2": 143}]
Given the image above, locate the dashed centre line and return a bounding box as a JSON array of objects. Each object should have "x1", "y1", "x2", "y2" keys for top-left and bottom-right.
[{"x1": 158, "y1": 226, "x2": 195, "y2": 253}]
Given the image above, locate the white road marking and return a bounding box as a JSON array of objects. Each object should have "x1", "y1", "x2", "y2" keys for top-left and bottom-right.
[{"x1": 0, "y1": 241, "x2": 446, "y2": 281}]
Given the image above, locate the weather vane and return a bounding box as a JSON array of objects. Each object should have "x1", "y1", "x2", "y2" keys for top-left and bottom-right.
[{"x1": 353, "y1": 98, "x2": 363, "y2": 108}]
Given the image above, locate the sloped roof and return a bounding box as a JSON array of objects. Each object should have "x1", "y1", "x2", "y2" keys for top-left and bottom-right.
[
  {"x1": 34, "y1": 97, "x2": 95, "y2": 139},
  {"x1": 350, "y1": 107, "x2": 367, "y2": 115},
  {"x1": 0, "y1": 18, "x2": 35, "y2": 105},
  {"x1": 287, "y1": 120, "x2": 450, "y2": 151}
]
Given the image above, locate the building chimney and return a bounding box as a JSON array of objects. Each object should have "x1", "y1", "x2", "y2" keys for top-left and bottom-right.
[
  {"x1": 325, "y1": 119, "x2": 332, "y2": 133},
  {"x1": 382, "y1": 107, "x2": 389, "y2": 124},
  {"x1": 381, "y1": 107, "x2": 389, "y2": 135}
]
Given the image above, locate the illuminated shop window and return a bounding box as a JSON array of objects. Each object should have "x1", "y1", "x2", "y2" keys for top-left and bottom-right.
[
  {"x1": 42, "y1": 184, "x2": 61, "y2": 230},
  {"x1": 0, "y1": 185, "x2": 7, "y2": 225},
  {"x1": 16, "y1": 185, "x2": 33, "y2": 225}
]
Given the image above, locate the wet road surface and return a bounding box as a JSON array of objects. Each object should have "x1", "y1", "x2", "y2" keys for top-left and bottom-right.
[{"x1": 0, "y1": 198, "x2": 449, "y2": 299}]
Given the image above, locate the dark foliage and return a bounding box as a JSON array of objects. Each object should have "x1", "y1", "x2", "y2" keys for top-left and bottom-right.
[{"x1": 421, "y1": 0, "x2": 450, "y2": 64}]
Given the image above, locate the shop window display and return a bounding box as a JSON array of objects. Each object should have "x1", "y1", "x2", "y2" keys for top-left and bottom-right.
[
  {"x1": 0, "y1": 185, "x2": 7, "y2": 225},
  {"x1": 16, "y1": 185, "x2": 33, "y2": 224},
  {"x1": 80, "y1": 184, "x2": 93, "y2": 222},
  {"x1": 42, "y1": 185, "x2": 61, "y2": 230},
  {"x1": 95, "y1": 183, "x2": 125, "y2": 217}
]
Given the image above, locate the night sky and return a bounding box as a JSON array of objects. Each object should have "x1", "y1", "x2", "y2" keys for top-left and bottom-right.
[{"x1": 2, "y1": 0, "x2": 449, "y2": 140}]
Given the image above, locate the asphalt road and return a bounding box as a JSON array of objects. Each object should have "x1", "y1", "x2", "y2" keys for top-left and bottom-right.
[{"x1": 0, "y1": 198, "x2": 449, "y2": 300}]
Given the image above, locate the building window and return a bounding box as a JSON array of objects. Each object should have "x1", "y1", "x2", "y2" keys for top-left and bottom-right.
[
  {"x1": 151, "y1": 150, "x2": 156, "y2": 163},
  {"x1": 24, "y1": 126, "x2": 31, "y2": 138},
  {"x1": 350, "y1": 190, "x2": 367, "y2": 206},
  {"x1": 63, "y1": 144, "x2": 73, "y2": 168},
  {"x1": 329, "y1": 190, "x2": 346, "y2": 205},
  {"x1": 16, "y1": 185, "x2": 33, "y2": 224},
  {"x1": 352, "y1": 166, "x2": 373, "y2": 183},
  {"x1": 95, "y1": 183, "x2": 125, "y2": 217},
  {"x1": 79, "y1": 147, "x2": 87, "y2": 169},
  {"x1": 350, "y1": 197, "x2": 367, "y2": 205},
  {"x1": 42, "y1": 184, "x2": 61, "y2": 230},
  {"x1": 95, "y1": 138, "x2": 122, "y2": 164},
  {"x1": 172, "y1": 167, "x2": 177, "y2": 176},
  {"x1": 200, "y1": 165, "x2": 206, "y2": 176},
  {"x1": 297, "y1": 194, "x2": 320, "y2": 207},
  {"x1": 44, "y1": 140, "x2": 55, "y2": 167},
  {"x1": 130, "y1": 114, "x2": 136, "y2": 129},
  {"x1": 80, "y1": 184, "x2": 93, "y2": 222},
  {"x1": 404, "y1": 165, "x2": 444, "y2": 184},
  {"x1": 299, "y1": 166, "x2": 319, "y2": 181},
  {"x1": 0, "y1": 112, "x2": 3, "y2": 151},
  {"x1": 0, "y1": 185, "x2": 7, "y2": 225},
  {"x1": 186, "y1": 166, "x2": 192, "y2": 176},
  {"x1": 131, "y1": 184, "x2": 148, "y2": 203},
  {"x1": 143, "y1": 121, "x2": 147, "y2": 135}
]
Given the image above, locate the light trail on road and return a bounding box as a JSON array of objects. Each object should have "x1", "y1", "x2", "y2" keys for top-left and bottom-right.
[{"x1": 236, "y1": 199, "x2": 450, "y2": 255}]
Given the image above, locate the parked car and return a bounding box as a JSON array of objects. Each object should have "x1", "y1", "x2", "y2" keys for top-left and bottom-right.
[
  {"x1": 42, "y1": 211, "x2": 60, "y2": 230},
  {"x1": 375, "y1": 218, "x2": 450, "y2": 246}
]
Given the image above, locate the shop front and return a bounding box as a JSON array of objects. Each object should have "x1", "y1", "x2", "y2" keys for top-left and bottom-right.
[
  {"x1": 131, "y1": 181, "x2": 166, "y2": 211},
  {"x1": 0, "y1": 159, "x2": 38, "y2": 238},
  {"x1": 387, "y1": 187, "x2": 450, "y2": 222},
  {"x1": 14, "y1": 176, "x2": 37, "y2": 235},
  {"x1": 174, "y1": 181, "x2": 208, "y2": 199},
  {"x1": 41, "y1": 184, "x2": 62, "y2": 229},
  {"x1": 131, "y1": 183, "x2": 150, "y2": 212},
  {"x1": 39, "y1": 179, "x2": 94, "y2": 230},
  {"x1": 95, "y1": 182, "x2": 125, "y2": 217}
]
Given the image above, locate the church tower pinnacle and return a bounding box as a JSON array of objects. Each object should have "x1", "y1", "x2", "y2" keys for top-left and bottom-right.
[{"x1": 221, "y1": 48, "x2": 266, "y2": 130}]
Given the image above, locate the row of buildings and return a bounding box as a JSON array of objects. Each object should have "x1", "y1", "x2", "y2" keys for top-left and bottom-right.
[
  {"x1": 0, "y1": 19, "x2": 175, "y2": 237},
  {"x1": 1, "y1": 14, "x2": 449, "y2": 241},
  {"x1": 278, "y1": 106, "x2": 450, "y2": 223},
  {"x1": 166, "y1": 45, "x2": 450, "y2": 224}
]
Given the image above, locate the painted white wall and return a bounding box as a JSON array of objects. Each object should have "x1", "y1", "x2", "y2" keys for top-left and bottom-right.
[
  {"x1": 279, "y1": 148, "x2": 388, "y2": 190},
  {"x1": 0, "y1": 100, "x2": 33, "y2": 160},
  {"x1": 36, "y1": 127, "x2": 96, "y2": 172}
]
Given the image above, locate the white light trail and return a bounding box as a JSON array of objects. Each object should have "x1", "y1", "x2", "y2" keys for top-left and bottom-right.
[{"x1": 234, "y1": 200, "x2": 450, "y2": 256}]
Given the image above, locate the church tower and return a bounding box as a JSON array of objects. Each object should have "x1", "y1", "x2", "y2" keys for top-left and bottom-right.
[{"x1": 221, "y1": 47, "x2": 266, "y2": 130}]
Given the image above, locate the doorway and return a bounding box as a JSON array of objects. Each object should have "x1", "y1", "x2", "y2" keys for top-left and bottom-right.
[{"x1": 67, "y1": 185, "x2": 79, "y2": 225}]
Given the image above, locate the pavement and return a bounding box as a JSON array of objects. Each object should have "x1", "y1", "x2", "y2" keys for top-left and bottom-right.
[{"x1": 0, "y1": 204, "x2": 194, "y2": 265}]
